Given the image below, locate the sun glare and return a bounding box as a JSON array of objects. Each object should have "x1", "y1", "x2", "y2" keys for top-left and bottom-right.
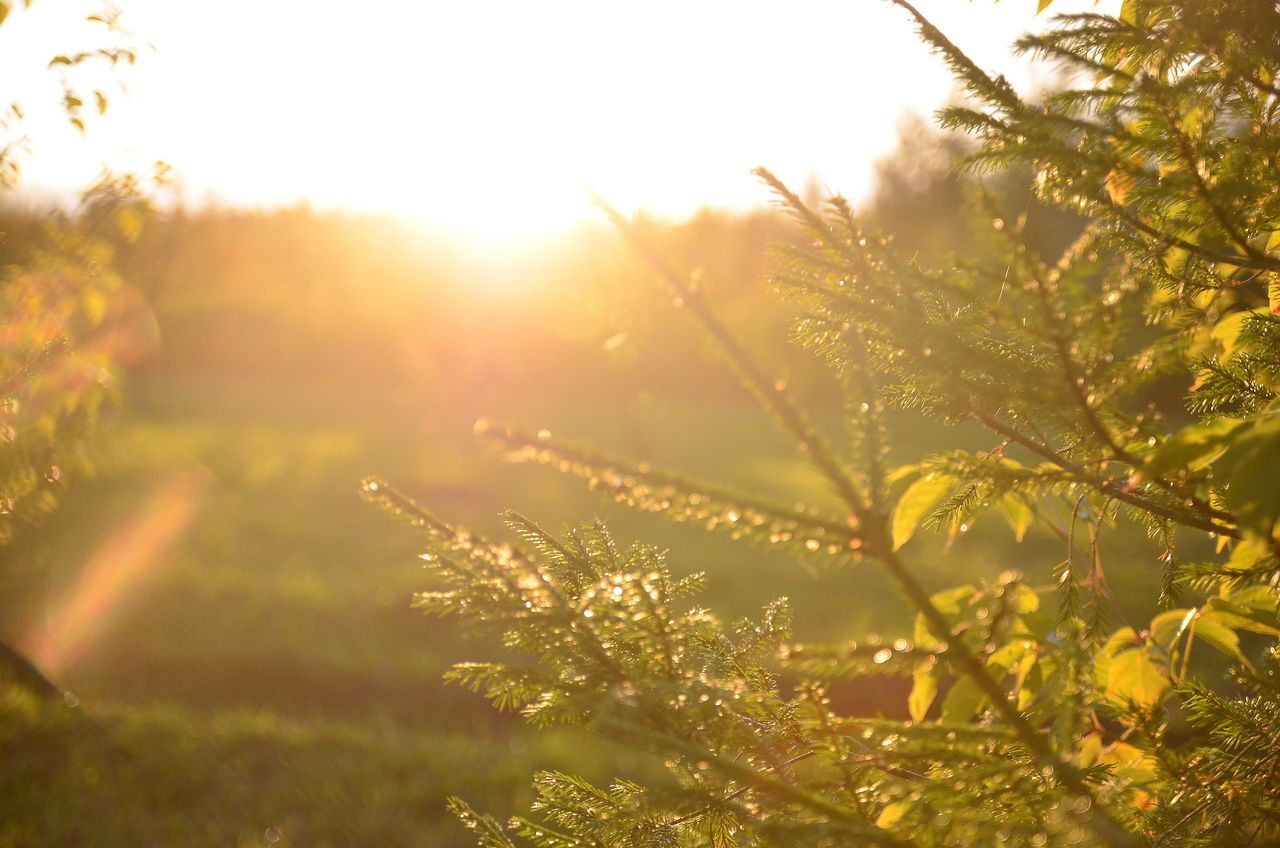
[
  {"x1": 22, "y1": 471, "x2": 208, "y2": 680},
  {"x1": 1, "y1": 0, "x2": 1111, "y2": 240}
]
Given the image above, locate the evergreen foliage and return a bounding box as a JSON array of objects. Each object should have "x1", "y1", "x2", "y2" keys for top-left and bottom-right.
[{"x1": 369, "y1": 1, "x2": 1280, "y2": 844}]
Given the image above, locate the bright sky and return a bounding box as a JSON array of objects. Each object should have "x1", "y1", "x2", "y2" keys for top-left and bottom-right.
[{"x1": 0, "y1": 0, "x2": 1110, "y2": 239}]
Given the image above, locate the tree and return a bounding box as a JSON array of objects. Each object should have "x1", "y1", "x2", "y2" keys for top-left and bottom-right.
[
  {"x1": 367, "y1": 1, "x2": 1280, "y2": 844},
  {"x1": 0, "y1": 2, "x2": 149, "y2": 692}
]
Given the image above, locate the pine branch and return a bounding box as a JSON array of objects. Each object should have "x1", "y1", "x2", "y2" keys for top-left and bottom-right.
[
  {"x1": 475, "y1": 421, "x2": 868, "y2": 558},
  {"x1": 592, "y1": 195, "x2": 872, "y2": 525}
]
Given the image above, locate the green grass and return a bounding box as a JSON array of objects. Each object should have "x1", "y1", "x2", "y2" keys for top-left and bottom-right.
[
  {"x1": 0, "y1": 681, "x2": 637, "y2": 848},
  {"x1": 0, "y1": 372, "x2": 1108, "y2": 845}
]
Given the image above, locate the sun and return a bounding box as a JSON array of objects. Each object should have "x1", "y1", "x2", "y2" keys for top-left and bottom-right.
[{"x1": 4, "y1": 0, "x2": 1114, "y2": 243}]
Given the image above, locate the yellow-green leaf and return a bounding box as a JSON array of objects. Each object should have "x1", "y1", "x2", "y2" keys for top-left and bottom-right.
[
  {"x1": 1211, "y1": 308, "x2": 1267, "y2": 360},
  {"x1": 1136, "y1": 418, "x2": 1244, "y2": 481},
  {"x1": 913, "y1": 612, "x2": 940, "y2": 650},
  {"x1": 1215, "y1": 415, "x2": 1280, "y2": 541},
  {"x1": 999, "y1": 493, "x2": 1034, "y2": 542},
  {"x1": 1205, "y1": 594, "x2": 1280, "y2": 637},
  {"x1": 1106, "y1": 168, "x2": 1137, "y2": 205},
  {"x1": 1098, "y1": 741, "x2": 1157, "y2": 785},
  {"x1": 908, "y1": 660, "x2": 937, "y2": 722},
  {"x1": 1226, "y1": 537, "x2": 1270, "y2": 572},
  {"x1": 930, "y1": 585, "x2": 977, "y2": 616},
  {"x1": 876, "y1": 800, "x2": 912, "y2": 829},
  {"x1": 891, "y1": 473, "x2": 958, "y2": 550},
  {"x1": 1079, "y1": 732, "x2": 1103, "y2": 767},
  {"x1": 1008, "y1": 583, "x2": 1039, "y2": 614},
  {"x1": 1193, "y1": 612, "x2": 1248, "y2": 666},
  {"x1": 1106, "y1": 649, "x2": 1169, "y2": 709},
  {"x1": 914, "y1": 586, "x2": 974, "y2": 649},
  {"x1": 940, "y1": 677, "x2": 986, "y2": 724},
  {"x1": 1149, "y1": 608, "x2": 1195, "y2": 648},
  {"x1": 987, "y1": 638, "x2": 1031, "y2": 671}
]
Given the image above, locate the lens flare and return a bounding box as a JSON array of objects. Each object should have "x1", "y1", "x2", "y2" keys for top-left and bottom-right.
[{"x1": 22, "y1": 470, "x2": 209, "y2": 680}]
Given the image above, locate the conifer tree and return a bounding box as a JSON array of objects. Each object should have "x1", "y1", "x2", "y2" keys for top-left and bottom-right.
[{"x1": 368, "y1": 1, "x2": 1280, "y2": 844}]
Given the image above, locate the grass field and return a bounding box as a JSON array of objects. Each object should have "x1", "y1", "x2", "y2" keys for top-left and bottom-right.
[
  {"x1": 0, "y1": 357, "x2": 1019, "y2": 846},
  {"x1": 0, "y1": 368, "x2": 855, "y2": 843}
]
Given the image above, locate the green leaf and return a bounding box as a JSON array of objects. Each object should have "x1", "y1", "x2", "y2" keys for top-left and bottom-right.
[
  {"x1": 931, "y1": 585, "x2": 977, "y2": 616},
  {"x1": 1105, "y1": 168, "x2": 1137, "y2": 205},
  {"x1": 1225, "y1": 585, "x2": 1280, "y2": 615},
  {"x1": 913, "y1": 612, "x2": 939, "y2": 650},
  {"x1": 1204, "y1": 596, "x2": 1280, "y2": 637},
  {"x1": 1226, "y1": 537, "x2": 1270, "y2": 572},
  {"x1": 1008, "y1": 583, "x2": 1039, "y2": 614},
  {"x1": 998, "y1": 493, "x2": 1034, "y2": 542},
  {"x1": 1102, "y1": 627, "x2": 1140, "y2": 656},
  {"x1": 1097, "y1": 741, "x2": 1156, "y2": 785},
  {"x1": 876, "y1": 800, "x2": 912, "y2": 829},
  {"x1": 1093, "y1": 626, "x2": 1139, "y2": 693},
  {"x1": 1212, "y1": 308, "x2": 1268, "y2": 360},
  {"x1": 987, "y1": 637, "x2": 1031, "y2": 670},
  {"x1": 940, "y1": 677, "x2": 986, "y2": 724},
  {"x1": 891, "y1": 473, "x2": 958, "y2": 549},
  {"x1": 1193, "y1": 611, "x2": 1248, "y2": 666},
  {"x1": 908, "y1": 660, "x2": 938, "y2": 722},
  {"x1": 1216, "y1": 415, "x2": 1280, "y2": 541},
  {"x1": 1149, "y1": 608, "x2": 1195, "y2": 648},
  {"x1": 1137, "y1": 418, "x2": 1244, "y2": 481},
  {"x1": 1105, "y1": 648, "x2": 1169, "y2": 709},
  {"x1": 1079, "y1": 732, "x2": 1103, "y2": 767},
  {"x1": 914, "y1": 585, "x2": 976, "y2": 649}
]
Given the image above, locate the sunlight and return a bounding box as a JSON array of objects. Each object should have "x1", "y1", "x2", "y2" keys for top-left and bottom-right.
[
  {"x1": 4, "y1": 1, "x2": 1275, "y2": 841},
  {"x1": 1, "y1": 0, "x2": 1110, "y2": 241}
]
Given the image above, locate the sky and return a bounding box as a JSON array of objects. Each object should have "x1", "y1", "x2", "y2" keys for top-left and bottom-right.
[{"x1": 0, "y1": 0, "x2": 1111, "y2": 239}]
